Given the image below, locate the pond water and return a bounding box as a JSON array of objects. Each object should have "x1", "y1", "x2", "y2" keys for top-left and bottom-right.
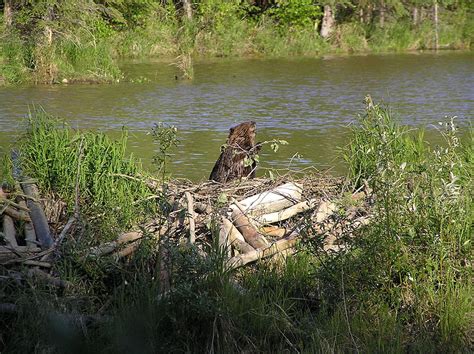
[{"x1": 0, "y1": 51, "x2": 472, "y2": 181}]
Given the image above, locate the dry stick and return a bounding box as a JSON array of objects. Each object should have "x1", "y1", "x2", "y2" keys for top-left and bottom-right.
[
  {"x1": 184, "y1": 191, "x2": 196, "y2": 244},
  {"x1": 230, "y1": 201, "x2": 269, "y2": 249},
  {"x1": 2, "y1": 215, "x2": 18, "y2": 248}
]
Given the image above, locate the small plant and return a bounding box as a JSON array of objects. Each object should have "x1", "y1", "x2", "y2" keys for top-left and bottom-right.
[{"x1": 151, "y1": 122, "x2": 179, "y2": 180}]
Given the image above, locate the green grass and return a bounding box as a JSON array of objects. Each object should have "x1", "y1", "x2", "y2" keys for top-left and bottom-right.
[{"x1": 19, "y1": 108, "x2": 156, "y2": 239}]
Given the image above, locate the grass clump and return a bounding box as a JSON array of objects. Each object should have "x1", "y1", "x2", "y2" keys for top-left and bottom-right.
[
  {"x1": 19, "y1": 108, "x2": 155, "y2": 239},
  {"x1": 330, "y1": 96, "x2": 473, "y2": 350}
]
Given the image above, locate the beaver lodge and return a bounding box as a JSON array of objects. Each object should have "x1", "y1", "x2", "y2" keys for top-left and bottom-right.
[{"x1": 0, "y1": 119, "x2": 373, "y2": 297}]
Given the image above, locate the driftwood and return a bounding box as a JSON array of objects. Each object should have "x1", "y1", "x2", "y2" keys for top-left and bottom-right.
[
  {"x1": 22, "y1": 182, "x2": 53, "y2": 249},
  {"x1": 209, "y1": 121, "x2": 259, "y2": 183}
]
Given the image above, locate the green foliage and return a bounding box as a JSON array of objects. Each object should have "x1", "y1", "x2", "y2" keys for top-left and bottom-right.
[
  {"x1": 268, "y1": 0, "x2": 322, "y2": 29},
  {"x1": 151, "y1": 122, "x2": 179, "y2": 180},
  {"x1": 331, "y1": 97, "x2": 473, "y2": 350},
  {"x1": 19, "y1": 108, "x2": 155, "y2": 239}
]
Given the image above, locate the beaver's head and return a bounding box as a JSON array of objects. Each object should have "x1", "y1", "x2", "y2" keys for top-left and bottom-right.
[{"x1": 228, "y1": 121, "x2": 256, "y2": 146}]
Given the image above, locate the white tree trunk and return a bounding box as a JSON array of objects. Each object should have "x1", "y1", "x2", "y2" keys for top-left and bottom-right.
[
  {"x1": 434, "y1": 0, "x2": 439, "y2": 50},
  {"x1": 182, "y1": 0, "x2": 193, "y2": 20},
  {"x1": 320, "y1": 5, "x2": 335, "y2": 39},
  {"x1": 4, "y1": 0, "x2": 13, "y2": 28},
  {"x1": 412, "y1": 7, "x2": 419, "y2": 25}
]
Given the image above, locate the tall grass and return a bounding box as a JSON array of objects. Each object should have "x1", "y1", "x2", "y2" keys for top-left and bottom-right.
[
  {"x1": 334, "y1": 96, "x2": 473, "y2": 350},
  {"x1": 19, "y1": 108, "x2": 155, "y2": 239}
]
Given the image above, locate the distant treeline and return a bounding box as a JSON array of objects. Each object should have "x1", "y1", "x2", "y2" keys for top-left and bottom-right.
[{"x1": 0, "y1": 0, "x2": 472, "y2": 83}]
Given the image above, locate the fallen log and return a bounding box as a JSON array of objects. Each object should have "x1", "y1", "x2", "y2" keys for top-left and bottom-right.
[
  {"x1": 238, "y1": 182, "x2": 303, "y2": 216},
  {"x1": 22, "y1": 182, "x2": 53, "y2": 249},
  {"x1": 256, "y1": 199, "x2": 317, "y2": 224},
  {"x1": 230, "y1": 202, "x2": 269, "y2": 249}
]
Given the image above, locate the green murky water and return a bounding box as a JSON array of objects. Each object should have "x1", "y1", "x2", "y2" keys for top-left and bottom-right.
[{"x1": 0, "y1": 51, "x2": 472, "y2": 181}]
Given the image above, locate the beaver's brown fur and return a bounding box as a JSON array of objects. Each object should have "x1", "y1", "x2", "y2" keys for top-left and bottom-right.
[{"x1": 209, "y1": 121, "x2": 260, "y2": 183}]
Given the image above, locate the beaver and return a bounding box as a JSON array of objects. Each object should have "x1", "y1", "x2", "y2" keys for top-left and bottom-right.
[{"x1": 209, "y1": 121, "x2": 260, "y2": 183}]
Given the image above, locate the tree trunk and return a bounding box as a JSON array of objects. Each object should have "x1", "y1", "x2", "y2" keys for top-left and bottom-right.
[
  {"x1": 433, "y1": 0, "x2": 439, "y2": 50},
  {"x1": 182, "y1": 0, "x2": 193, "y2": 20},
  {"x1": 412, "y1": 7, "x2": 419, "y2": 25},
  {"x1": 379, "y1": 0, "x2": 385, "y2": 28},
  {"x1": 4, "y1": 0, "x2": 13, "y2": 28},
  {"x1": 320, "y1": 5, "x2": 335, "y2": 39}
]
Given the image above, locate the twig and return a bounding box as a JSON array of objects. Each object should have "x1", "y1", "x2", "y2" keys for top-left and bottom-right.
[{"x1": 184, "y1": 191, "x2": 195, "y2": 244}]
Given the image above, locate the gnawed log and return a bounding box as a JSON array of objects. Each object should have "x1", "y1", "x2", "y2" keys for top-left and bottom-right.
[
  {"x1": 220, "y1": 217, "x2": 255, "y2": 254},
  {"x1": 238, "y1": 182, "x2": 303, "y2": 216},
  {"x1": 2, "y1": 215, "x2": 17, "y2": 247},
  {"x1": 228, "y1": 233, "x2": 299, "y2": 269},
  {"x1": 230, "y1": 202, "x2": 269, "y2": 249},
  {"x1": 256, "y1": 199, "x2": 316, "y2": 224},
  {"x1": 22, "y1": 182, "x2": 53, "y2": 249}
]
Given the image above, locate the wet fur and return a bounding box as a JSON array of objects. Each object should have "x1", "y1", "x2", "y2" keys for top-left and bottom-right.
[{"x1": 209, "y1": 121, "x2": 260, "y2": 183}]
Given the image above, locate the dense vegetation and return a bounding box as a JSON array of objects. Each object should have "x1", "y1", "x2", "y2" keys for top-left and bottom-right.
[
  {"x1": 0, "y1": 0, "x2": 473, "y2": 84},
  {"x1": 1, "y1": 100, "x2": 472, "y2": 352}
]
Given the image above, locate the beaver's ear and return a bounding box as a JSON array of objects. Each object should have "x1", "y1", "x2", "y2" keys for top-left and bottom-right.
[{"x1": 229, "y1": 127, "x2": 235, "y2": 134}]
